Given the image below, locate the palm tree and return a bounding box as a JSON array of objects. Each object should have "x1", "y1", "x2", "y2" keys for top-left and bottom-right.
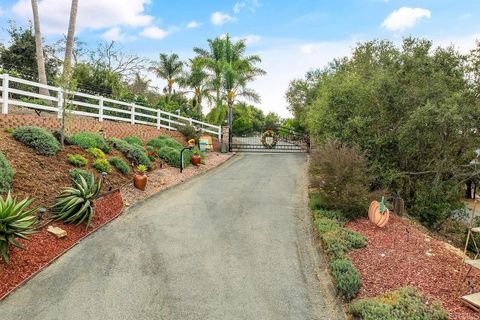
[
  {"x1": 31, "y1": 0, "x2": 49, "y2": 97},
  {"x1": 221, "y1": 35, "x2": 265, "y2": 128},
  {"x1": 193, "y1": 37, "x2": 226, "y2": 110},
  {"x1": 150, "y1": 53, "x2": 184, "y2": 97},
  {"x1": 63, "y1": 0, "x2": 78, "y2": 77},
  {"x1": 129, "y1": 72, "x2": 151, "y2": 97},
  {"x1": 178, "y1": 59, "x2": 213, "y2": 116}
]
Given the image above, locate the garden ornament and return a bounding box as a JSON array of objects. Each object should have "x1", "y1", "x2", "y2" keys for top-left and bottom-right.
[{"x1": 368, "y1": 196, "x2": 390, "y2": 227}]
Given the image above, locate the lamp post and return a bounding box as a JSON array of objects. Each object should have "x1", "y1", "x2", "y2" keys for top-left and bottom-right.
[{"x1": 180, "y1": 139, "x2": 196, "y2": 173}]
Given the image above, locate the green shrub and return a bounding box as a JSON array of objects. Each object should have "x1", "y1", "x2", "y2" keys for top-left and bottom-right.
[
  {"x1": 67, "y1": 154, "x2": 88, "y2": 167},
  {"x1": 109, "y1": 138, "x2": 151, "y2": 168},
  {"x1": 69, "y1": 169, "x2": 93, "y2": 186},
  {"x1": 0, "y1": 151, "x2": 14, "y2": 194},
  {"x1": 109, "y1": 157, "x2": 130, "y2": 175},
  {"x1": 0, "y1": 192, "x2": 37, "y2": 263},
  {"x1": 349, "y1": 287, "x2": 448, "y2": 320},
  {"x1": 175, "y1": 124, "x2": 199, "y2": 141},
  {"x1": 157, "y1": 146, "x2": 191, "y2": 168},
  {"x1": 314, "y1": 209, "x2": 347, "y2": 222},
  {"x1": 12, "y1": 126, "x2": 60, "y2": 156},
  {"x1": 309, "y1": 191, "x2": 321, "y2": 210},
  {"x1": 310, "y1": 140, "x2": 371, "y2": 220},
  {"x1": 93, "y1": 158, "x2": 112, "y2": 173},
  {"x1": 123, "y1": 136, "x2": 143, "y2": 146},
  {"x1": 3, "y1": 128, "x2": 13, "y2": 134},
  {"x1": 52, "y1": 175, "x2": 101, "y2": 229},
  {"x1": 343, "y1": 229, "x2": 367, "y2": 249},
  {"x1": 68, "y1": 132, "x2": 111, "y2": 153},
  {"x1": 330, "y1": 258, "x2": 361, "y2": 301},
  {"x1": 147, "y1": 136, "x2": 183, "y2": 150},
  {"x1": 87, "y1": 147, "x2": 106, "y2": 159},
  {"x1": 323, "y1": 231, "x2": 350, "y2": 258}
]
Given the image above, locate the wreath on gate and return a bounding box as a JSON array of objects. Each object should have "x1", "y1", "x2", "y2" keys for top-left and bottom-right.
[{"x1": 261, "y1": 130, "x2": 278, "y2": 149}]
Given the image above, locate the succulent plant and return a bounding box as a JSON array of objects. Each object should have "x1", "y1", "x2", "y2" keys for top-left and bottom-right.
[
  {"x1": 51, "y1": 175, "x2": 102, "y2": 229},
  {"x1": 137, "y1": 164, "x2": 147, "y2": 173},
  {"x1": 0, "y1": 192, "x2": 37, "y2": 263}
]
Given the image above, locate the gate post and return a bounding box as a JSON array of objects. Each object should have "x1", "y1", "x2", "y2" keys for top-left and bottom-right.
[{"x1": 222, "y1": 126, "x2": 230, "y2": 153}]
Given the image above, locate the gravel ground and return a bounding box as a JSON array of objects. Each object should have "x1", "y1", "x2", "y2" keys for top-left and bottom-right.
[{"x1": 121, "y1": 152, "x2": 233, "y2": 207}]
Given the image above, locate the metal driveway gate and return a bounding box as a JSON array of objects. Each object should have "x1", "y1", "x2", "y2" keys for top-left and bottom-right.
[{"x1": 230, "y1": 126, "x2": 309, "y2": 153}]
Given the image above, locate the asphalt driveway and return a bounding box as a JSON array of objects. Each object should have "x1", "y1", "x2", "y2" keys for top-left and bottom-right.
[{"x1": 0, "y1": 153, "x2": 344, "y2": 320}]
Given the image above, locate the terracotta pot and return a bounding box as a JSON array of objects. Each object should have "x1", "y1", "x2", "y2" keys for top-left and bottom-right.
[
  {"x1": 133, "y1": 173, "x2": 147, "y2": 191},
  {"x1": 368, "y1": 200, "x2": 390, "y2": 228},
  {"x1": 191, "y1": 155, "x2": 201, "y2": 166}
]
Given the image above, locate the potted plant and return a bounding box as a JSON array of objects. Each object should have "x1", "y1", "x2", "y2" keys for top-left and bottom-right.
[
  {"x1": 133, "y1": 165, "x2": 148, "y2": 191},
  {"x1": 191, "y1": 149, "x2": 202, "y2": 166}
]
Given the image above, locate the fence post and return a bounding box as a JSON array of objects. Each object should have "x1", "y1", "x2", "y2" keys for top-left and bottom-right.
[
  {"x1": 57, "y1": 90, "x2": 63, "y2": 119},
  {"x1": 168, "y1": 114, "x2": 171, "y2": 129},
  {"x1": 2, "y1": 74, "x2": 9, "y2": 114},
  {"x1": 98, "y1": 97, "x2": 104, "y2": 122},
  {"x1": 157, "y1": 109, "x2": 161, "y2": 129},
  {"x1": 131, "y1": 104, "x2": 135, "y2": 124},
  {"x1": 189, "y1": 118, "x2": 192, "y2": 125},
  {"x1": 218, "y1": 126, "x2": 222, "y2": 140}
]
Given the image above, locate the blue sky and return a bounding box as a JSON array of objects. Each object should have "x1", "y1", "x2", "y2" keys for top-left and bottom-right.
[{"x1": 0, "y1": 0, "x2": 479, "y2": 117}]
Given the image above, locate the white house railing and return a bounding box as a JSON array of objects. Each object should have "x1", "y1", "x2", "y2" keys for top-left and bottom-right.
[{"x1": 0, "y1": 74, "x2": 221, "y2": 139}]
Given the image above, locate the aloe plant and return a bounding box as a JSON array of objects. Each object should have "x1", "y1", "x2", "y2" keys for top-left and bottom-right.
[
  {"x1": 0, "y1": 192, "x2": 37, "y2": 263},
  {"x1": 51, "y1": 175, "x2": 102, "y2": 229}
]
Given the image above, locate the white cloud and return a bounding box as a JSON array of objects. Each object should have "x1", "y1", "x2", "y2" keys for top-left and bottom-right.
[
  {"x1": 381, "y1": 7, "x2": 431, "y2": 32},
  {"x1": 233, "y1": 0, "x2": 260, "y2": 13},
  {"x1": 0, "y1": 7, "x2": 4, "y2": 16},
  {"x1": 186, "y1": 21, "x2": 200, "y2": 29},
  {"x1": 101, "y1": 27, "x2": 126, "y2": 42},
  {"x1": 211, "y1": 11, "x2": 236, "y2": 26},
  {"x1": 140, "y1": 26, "x2": 169, "y2": 39},
  {"x1": 11, "y1": 0, "x2": 153, "y2": 35},
  {"x1": 232, "y1": 34, "x2": 261, "y2": 45}
]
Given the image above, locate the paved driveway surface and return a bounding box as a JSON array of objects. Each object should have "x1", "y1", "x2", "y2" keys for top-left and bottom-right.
[{"x1": 0, "y1": 154, "x2": 344, "y2": 320}]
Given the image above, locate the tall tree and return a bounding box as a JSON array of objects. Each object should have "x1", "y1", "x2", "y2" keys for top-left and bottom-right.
[
  {"x1": 63, "y1": 0, "x2": 78, "y2": 77},
  {"x1": 150, "y1": 53, "x2": 184, "y2": 97},
  {"x1": 30, "y1": 0, "x2": 49, "y2": 97},
  {"x1": 179, "y1": 59, "x2": 213, "y2": 116}
]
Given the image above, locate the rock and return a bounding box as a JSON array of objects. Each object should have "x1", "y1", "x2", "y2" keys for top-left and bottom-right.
[
  {"x1": 125, "y1": 201, "x2": 130, "y2": 207},
  {"x1": 47, "y1": 226, "x2": 67, "y2": 238}
]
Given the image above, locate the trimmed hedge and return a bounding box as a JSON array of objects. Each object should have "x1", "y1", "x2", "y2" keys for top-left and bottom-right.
[
  {"x1": 12, "y1": 126, "x2": 60, "y2": 156},
  {"x1": 69, "y1": 168, "x2": 93, "y2": 186},
  {"x1": 109, "y1": 138, "x2": 151, "y2": 168},
  {"x1": 123, "y1": 136, "x2": 143, "y2": 146},
  {"x1": 109, "y1": 157, "x2": 130, "y2": 175},
  {"x1": 0, "y1": 151, "x2": 14, "y2": 194},
  {"x1": 330, "y1": 258, "x2": 362, "y2": 301},
  {"x1": 349, "y1": 287, "x2": 448, "y2": 320},
  {"x1": 68, "y1": 132, "x2": 111, "y2": 153},
  {"x1": 67, "y1": 154, "x2": 88, "y2": 167}
]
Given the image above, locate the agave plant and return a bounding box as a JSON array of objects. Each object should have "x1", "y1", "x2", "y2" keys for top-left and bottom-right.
[
  {"x1": 0, "y1": 192, "x2": 37, "y2": 263},
  {"x1": 51, "y1": 175, "x2": 102, "y2": 229}
]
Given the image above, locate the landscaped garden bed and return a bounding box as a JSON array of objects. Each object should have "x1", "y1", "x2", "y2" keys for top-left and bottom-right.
[{"x1": 347, "y1": 214, "x2": 480, "y2": 320}]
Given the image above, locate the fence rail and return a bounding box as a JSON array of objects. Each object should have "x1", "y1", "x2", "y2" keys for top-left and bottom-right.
[{"x1": 0, "y1": 74, "x2": 222, "y2": 139}]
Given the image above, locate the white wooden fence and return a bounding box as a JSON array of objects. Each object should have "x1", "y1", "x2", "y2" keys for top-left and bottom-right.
[{"x1": 0, "y1": 74, "x2": 222, "y2": 139}]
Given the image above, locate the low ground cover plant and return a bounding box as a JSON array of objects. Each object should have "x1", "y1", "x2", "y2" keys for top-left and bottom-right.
[
  {"x1": 0, "y1": 192, "x2": 37, "y2": 263},
  {"x1": 157, "y1": 146, "x2": 192, "y2": 168},
  {"x1": 68, "y1": 132, "x2": 111, "y2": 153},
  {"x1": 349, "y1": 287, "x2": 448, "y2": 320},
  {"x1": 109, "y1": 138, "x2": 151, "y2": 168},
  {"x1": 87, "y1": 147, "x2": 106, "y2": 159},
  {"x1": 0, "y1": 151, "x2": 14, "y2": 194},
  {"x1": 3, "y1": 128, "x2": 13, "y2": 134},
  {"x1": 67, "y1": 154, "x2": 88, "y2": 167},
  {"x1": 93, "y1": 158, "x2": 112, "y2": 173},
  {"x1": 147, "y1": 136, "x2": 183, "y2": 150},
  {"x1": 330, "y1": 258, "x2": 361, "y2": 301},
  {"x1": 109, "y1": 157, "x2": 130, "y2": 175},
  {"x1": 123, "y1": 136, "x2": 143, "y2": 146},
  {"x1": 52, "y1": 175, "x2": 101, "y2": 228},
  {"x1": 12, "y1": 126, "x2": 60, "y2": 156}
]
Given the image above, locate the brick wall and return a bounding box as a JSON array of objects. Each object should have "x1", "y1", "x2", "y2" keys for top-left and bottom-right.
[{"x1": 0, "y1": 113, "x2": 222, "y2": 151}]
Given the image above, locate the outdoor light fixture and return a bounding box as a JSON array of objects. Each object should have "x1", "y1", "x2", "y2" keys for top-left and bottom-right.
[
  {"x1": 180, "y1": 139, "x2": 196, "y2": 173},
  {"x1": 101, "y1": 172, "x2": 112, "y2": 191},
  {"x1": 37, "y1": 207, "x2": 47, "y2": 220}
]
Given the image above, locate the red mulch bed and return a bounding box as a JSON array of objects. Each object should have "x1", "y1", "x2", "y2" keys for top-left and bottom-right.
[
  {"x1": 0, "y1": 190, "x2": 123, "y2": 300},
  {"x1": 347, "y1": 214, "x2": 480, "y2": 320}
]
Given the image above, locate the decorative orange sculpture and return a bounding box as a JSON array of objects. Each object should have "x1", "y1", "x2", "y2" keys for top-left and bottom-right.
[{"x1": 368, "y1": 197, "x2": 390, "y2": 228}]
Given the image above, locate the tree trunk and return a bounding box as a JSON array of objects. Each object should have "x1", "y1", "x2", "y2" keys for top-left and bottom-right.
[
  {"x1": 467, "y1": 180, "x2": 473, "y2": 199},
  {"x1": 63, "y1": 0, "x2": 78, "y2": 77},
  {"x1": 31, "y1": 0, "x2": 50, "y2": 98}
]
